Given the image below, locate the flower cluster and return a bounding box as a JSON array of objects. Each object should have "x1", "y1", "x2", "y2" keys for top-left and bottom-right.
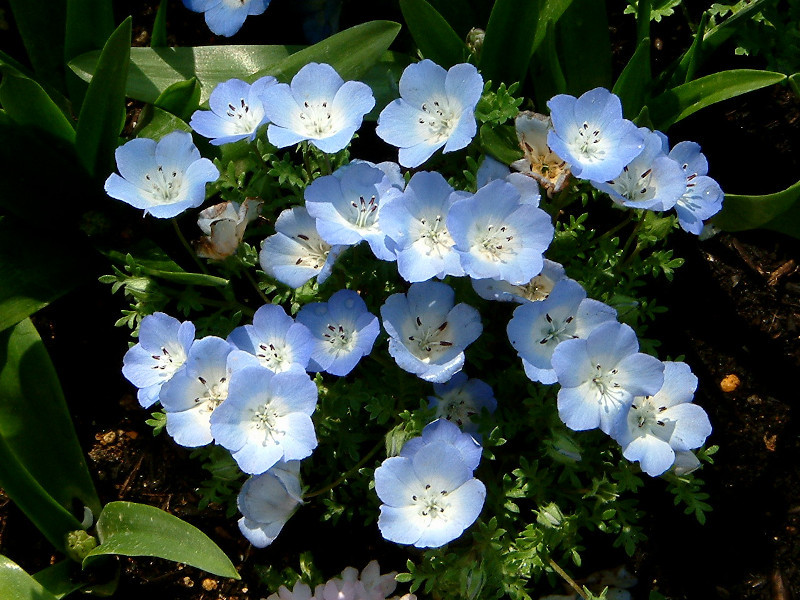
[{"x1": 267, "y1": 561, "x2": 416, "y2": 600}]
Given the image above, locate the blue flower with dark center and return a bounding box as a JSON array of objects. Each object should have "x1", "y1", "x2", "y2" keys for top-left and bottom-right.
[
  {"x1": 427, "y1": 373, "x2": 497, "y2": 435},
  {"x1": 295, "y1": 289, "x2": 380, "y2": 376},
  {"x1": 667, "y1": 141, "x2": 725, "y2": 234},
  {"x1": 104, "y1": 131, "x2": 219, "y2": 218}
]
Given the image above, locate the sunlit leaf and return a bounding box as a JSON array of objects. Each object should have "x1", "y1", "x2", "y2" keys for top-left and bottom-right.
[
  {"x1": 713, "y1": 178, "x2": 800, "y2": 235},
  {"x1": 0, "y1": 555, "x2": 59, "y2": 600},
  {"x1": 400, "y1": 0, "x2": 467, "y2": 68}
]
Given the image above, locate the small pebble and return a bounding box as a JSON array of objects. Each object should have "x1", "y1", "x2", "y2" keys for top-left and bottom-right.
[
  {"x1": 202, "y1": 578, "x2": 218, "y2": 591},
  {"x1": 720, "y1": 374, "x2": 740, "y2": 392}
]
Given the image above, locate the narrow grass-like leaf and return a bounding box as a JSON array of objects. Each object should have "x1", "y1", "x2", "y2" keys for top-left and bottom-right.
[
  {"x1": 556, "y1": 0, "x2": 612, "y2": 94},
  {"x1": 105, "y1": 242, "x2": 230, "y2": 287},
  {"x1": 154, "y1": 77, "x2": 201, "y2": 121},
  {"x1": 70, "y1": 45, "x2": 300, "y2": 105},
  {"x1": 0, "y1": 317, "x2": 101, "y2": 515},
  {"x1": 789, "y1": 73, "x2": 799, "y2": 98},
  {"x1": 64, "y1": 0, "x2": 115, "y2": 106},
  {"x1": 531, "y1": 0, "x2": 574, "y2": 57},
  {"x1": 400, "y1": 0, "x2": 466, "y2": 68},
  {"x1": 135, "y1": 105, "x2": 193, "y2": 140},
  {"x1": 480, "y1": 0, "x2": 540, "y2": 87},
  {"x1": 75, "y1": 17, "x2": 131, "y2": 177},
  {"x1": 612, "y1": 37, "x2": 651, "y2": 118},
  {"x1": 8, "y1": 0, "x2": 67, "y2": 92},
  {"x1": 151, "y1": 1, "x2": 168, "y2": 48},
  {"x1": 85, "y1": 502, "x2": 240, "y2": 579},
  {"x1": 635, "y1": 0, "x2": 651, "y2": 46},
  {"x1": 425, "y1": 0, "x2": 478, "y2": 37},
  {"x1": 0, "y1": 555, "x2": 59, "y2": 600},
  {"x1": 649, "y1": 69, "x2": 786, "y2": 130},
  {"x1": 253, "y1": 21, "x2": 401, "y2": 83},
  {"x1": 0, "y1": 71, "x2": 75, "y2": 144},
  {"x1": 33, "y1": 561, "x2": 86, "y2": 599},
  {"x1": 713, "y1": 178, "x2": 800, "y2": 232}
]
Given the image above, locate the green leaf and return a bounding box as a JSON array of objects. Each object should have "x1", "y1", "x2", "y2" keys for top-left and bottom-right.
[
  {"x1": 253, "y1": 21, "x2": 401, "y2": 83},
  {"x1": 0, "y1": 318, "x2": 101, "y2": 515},
  {"x1": 85, "y1": 502, "x2": 240, "y2": 579},
  {"x1": 0, "y1": 555, "x2": 59, "y2": 600},
  {"x1": 8, "y1": 0, "x2": 67, "y2": 92},
  {"x1": 480, "y1": 0, "x2": 540, "y2": 86},
  {"x1": 479, "y1": 123, "x2": 523, "y2": 165},
  {"x1": 135, "y1": 105, "x2": 192, "y2": 140},
  {"x1": 556, "y1": 0, "x2": 612, "y2": 94},
  {"x1": 635, "y1": 0, "x2": 651, "y2": 46},
  {"x1": 33, "y1": 561, "x2": 85, "y2": 599},
  {"x1": 151, "y1": 1, "x2": 168, "y2": 48},
  {"x1": 70, "y1": 45, "x2": 300, "y2": 105},
  {"x1": 648, "y1": 69, "x2": 786, "y2": 129},
  {"x1": 713, "y1": 178, "x2": 800, "y2": 233},
  {"x1": 400, "y1": 0, "x2": 466, "y2": 68},
  {"x1": 682, "y1": 11, "x2": 709, "y2": 84},
  {"x1": 64, "y1": 0, "x2": 115, "y2": 106},
  {"x1": 0, "y1": 217, "x2": 93, "y2": 332},
  {"x1": 153, "y1": 77, "x2": 201, "y2": 121},
  {"x1": 0, "y1": 71, "x2": 75, "y2": 144},
  {"x1": 75, "y1": 17, "x2": 131, "y2": 177},
  {"x1": 359, "y1": 52, "x2": 410, "y2": 121},
  {"x1": 612, "y1": 37, "x2": 651, "y2": 118},
  {"x1": 105, "y1": 242, "x2": 229, "y2": 287},
  {"x1": 789, "y1": 73, "x2": 800, "y2": 98}
]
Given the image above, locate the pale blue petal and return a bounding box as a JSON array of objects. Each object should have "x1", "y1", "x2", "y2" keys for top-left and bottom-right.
[
  {"x1": 664, "y1": 403, "x2": 711, "y2": 450},
  {"x1": 398, "y1": 59, "x2": 447, "y2": 108},
  {"x1": 444, "y1": 63, "x2": 483, "y2": 111},
  {"x1": 378, "y1": 505, "x2": 426, "y2": 545},
  {"x1": 204, "y1": 3, "x2": 249, "y2": 36},
  {"x1": 557, "y1": 383, "x2": 601, "y2": 431},
  {"x1": 623, "y1": 435, "x2": 675, "y2": 477}
]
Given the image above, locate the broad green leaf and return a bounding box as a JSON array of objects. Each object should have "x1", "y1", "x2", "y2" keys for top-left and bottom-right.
[
  {"x1": 648, "y1": 69, "x2": 786, "y2": 130},
  {"x1": 33, "y1": 561, "x2": 85, "y2": 599},
  {"x1": 713, "y1": 178, "x2": 800, "y2": 232},
  {"x1": 789, "y1": 73, "x2": 800, "y2": 98},
  {"x1": 400, "y1": 0, "x2": 467, "y2": 68},
  {"x1": 8, "y1": 0, "x2": 67, "y2": 92},
  {"x1": 75, "y1": 17, "x2": 131, "y2": 177},
  {"x1": 612, "y1": 37, "x2": 651, "y2": 118},
  {"x1": 531, "y1": 21, "x2": 567, "y2": 107},
  {"x1": 556, "y1": 0, "x2": 612, "y2": 94},
  {"x1": 479, "y1": 123, "x2": 523, "y2": 165},
  {"x1": 70, "y1": 45, "x2": 300, "y2": 105},
  {"x1": 135, "y1": 105, "x2": 192, "y2": 140},
  {"x1": 0, "y1": 217, "x2": 93, "y2": 332},
  {"x1": 154, "y1": 77, "x2": 201, "y2": 121},
  {"x1": 762, "y1": 197, "x2": 800, "y2": 239},
  {"x1": 425, "y1": 0, "x2": 478, "y2": 37},
  {"x1": 253, "y1": 21, "x2": 401, "y2": 83},
  {"x1": 0, "y1": 318, "x2": 101, "y2": 515},
  {"x1": 635, "y1": 0, "x2": 651, "y2": 46},
  {"x1": 85, "y1": 502, "x2": 240, "y2": 579},
  {"x1": 480, "y1": 0, "x2": 540, "y2": 86},
  {"x1": 531, "y1": 0, "x2": 575, "y2": 58},
  {"x1": 151, "y1": 1, "x2": 168, "y2": 48},
  {"x1": 105, "y1": 242, "x2": 230, "y2": 287},
  {"x1": 0, "y1": 555, "x2": 59, "y2": 600},
  {"x1": 64, "y1": 0, "x2": 115, "y2": 106},
  {"x1": 0, "y1": 71, "x2": 75, "y2": 144}
]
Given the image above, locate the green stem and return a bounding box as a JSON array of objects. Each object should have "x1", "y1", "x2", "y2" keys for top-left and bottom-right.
[
  {"x1": 619, "y1": 214, "x2": 645, "y2": 259},
  {"x1": 243, "y1": 268, "x2": 269, "y2": 304},
  {"x1": 304, "y1": 439, "x2": 384, "y2": 499},
  {"x1": 171, "y1": 218, "x2": 209, "y2": 276},
  {"x1": 548, "y1": 557, "x2": 588, "y2": 600}
]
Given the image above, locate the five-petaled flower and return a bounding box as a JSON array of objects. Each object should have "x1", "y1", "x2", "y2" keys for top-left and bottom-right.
[
  {"x1": 104, "y1": 131, "x2": 219, "y2": 218},
  {"x1": 376, "y1": 60, "x2": 484, "y2": 168}
]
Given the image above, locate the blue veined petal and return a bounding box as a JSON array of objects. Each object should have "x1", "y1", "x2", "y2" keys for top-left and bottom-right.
[
  {"x1": 331, "y1": 80, "x2": 375, "y2": 129},
  {"x1": 400, "y1": 419, "x2": 483, "y2": 471},
  {"x1": 442, "y1": 109, "x2": 476, "y2": 154},
  {"x1": 114, "y1": 137, "x2": 157, "y2": 186},
  {"x1": 376, "y1": 100, "x2": 432, "y2": 148},
  {"x1": 573, "y1": 87, "x2": 623, "y2": 127},
  {"x1": 105, "y1": 174, "x2": 151, "y2": 211},
  {"x1": 378, "y1": 505, "x2": 426, "y2": 545},
  {"x1": 165, "y1": 401, "x2": 215, "y2": 447},
  {"x1": 663, "y1": 403, "x2": 712, "y2": 451},
  {"x1": 669, "y1": 140, "x2": 708, "y2": 176},
  {"x1": 204, "y1": 3, "x2": 249, "y2": 36},
  {"x1": 413, "y1": 478, "x2": 485, "y2": 548},
  {"x1": 397, "y1": 59, "x2": 448, "y2": 109},
  {"x1": 290, "y1": 62, "x2": 344, "y2": 104},
  {"x1": 154, "y1": 130, "x2": 201, "y2": 171},
  {"x1": 556, "y1": 382, "x2": 603, "y2": 431},
  {"x1": 398, "y1": 141, "x2": 445, "y2": 169},
  {"x1": 622, "y1": 435, "x2": 676, "y2": 477},
  {"x1": 444, "y1": 63, "x2": 483, "y2": 112}
]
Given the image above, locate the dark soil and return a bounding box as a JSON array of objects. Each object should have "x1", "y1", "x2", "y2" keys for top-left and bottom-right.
[{"x1": 1, "y1": 1, "x2": 799, "y2": 599}]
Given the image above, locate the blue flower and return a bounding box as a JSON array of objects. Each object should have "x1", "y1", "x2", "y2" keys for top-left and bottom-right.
[
  {"x1": 374, "y1": 420, "x2": 485, "y2": 548},
  {"x1": 547, "y1": 88, "x2": 644, "y2": 182},
  {"x1": 476, "y1": 155, "x2": 541, "y2": 206},
  {"x1": 159, "y1": 336, "x2": 244, "y2": 448},
  {"x1": 592, "y1": 128, "x2": 686, "y2": 211},
  {"x1": 668, "y1": 141, "x2": 725, "y2": 235},
  {"x1": 190, "y1": 76, "x2": 277, "y2": 145},
  {"x1": 259, "y1": 206, "x2": 346, "y2": 289},
  {"x1": 399, "y1": 419, "x2": 483, "y2": 471},
  {"x1": 228, "y1": 304, "x2": 314, "y2": 374},
  {"x1": 380, "y1": 281, "x2": 482, "y2": 383},
  {"x1": 427, "y1": 373, "x2": 497, "y2": 435},
  {"x1": 471, "y1": 259, "x2": 566, "y2": 303},
  {"x1": 376, "y1": 60, "x2": 484, "y2": 168},
  {"x1": 104, "y1": 131, "x2": 219, "y2": 218},
  {"x1": 210, "y1": 367, "x2": 318, "y2": 474},
  {"x1": 262, "y1": 63, "x2": 375, "y2": 153},
  {"x1": 122, "y1": 312, "x2": 196, "y2": 408},
  {"x1": 295, "y1": 289, "x2": 380, "y2": 376},
  {"x1": 448, "y1": 180, "x2": 554, "y2": 284},
  {"x1": 507, "y1": 278, "x2": 617, "y2": 384},
  {"x1": 551, "y1": 321, "x2": 664, "y2": 434},
  {"x1": 182, "y1": 0, "x2": 270, "y2": 37},
  {"x1": 378, "y1": 171, "x2": 465, "y2": 282},
  {"x1": 612, "y1": 361, "x2": 712, "y2": 476},
  {"x1": 304, "y1": 162, "x2": 401, "y2": 261},
  {"x1": 237, "y1": 461, "x2": 302, "y2": 547}
]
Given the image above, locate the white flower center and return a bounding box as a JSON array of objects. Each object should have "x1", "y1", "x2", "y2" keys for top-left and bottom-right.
[
  {"x1": 411, "y1": 483, "x2": 451, "y2": 520},
  {"x1": 349, "y1": 195, "x2": 379, "y2": 229},
  {"x1": 144, "y1": 165, "x2": 185, "y2": 205},
  {"x1": 439, "y1": 396, "x2": 476, "y2": 427},
  {"x1": 591, "y1": 364, "x2": 625, "y2": 404},
  {"x1": 194, "y1": 375, "x2": 229, "y2": 413},
  {"x1": 252, "y1": 402, "x2": 284, "y2": 446},
  {"x1": 519, "y1": 275, "x2": 555, "y2": 301},
  {"x1": 537, "y1": 312, "x2": 577, "y2": 346},
  {"x1": 628, "y1": 397, "x2": 673, "y2": 440},
  {"x1": 417, "y1": 99, "x2": 457, "y2": 142},
  {"x1": 476, "y1": 223, "x2": 516, "y2": 262},
  {"x1": 406, "y1": 315, "x2": 454, "y2": 362},
  {"x1": 222, "y1": 0, "x2": 249, "y2": 7},
  {"x1": 322, "y1": 322, "x2": 357, "y2": 353},
  {"x1": 256, "y1": 340, "x2": 294, "y2": 372},
  {"x1": 298, "y1": 99, "x2": 335, "y2": 138},
  {"x1": 608, "y1": 165, "x2": 655, "y2": 203},
  {"x1": 416, "y1": 214, "x2": 454, "y2": 257},
  {"x1": 150, "y1": 344, "x2": 187, "y2": 377},
  {"x1": 573, "y1": 121, "x2": 606, "y2": 161},
  {"x1": 224, "y1": 97, "x2": 263, "y2": 135},
  {"x1": 292, "y1": 233, "x2": 331, "y2": 270}
]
